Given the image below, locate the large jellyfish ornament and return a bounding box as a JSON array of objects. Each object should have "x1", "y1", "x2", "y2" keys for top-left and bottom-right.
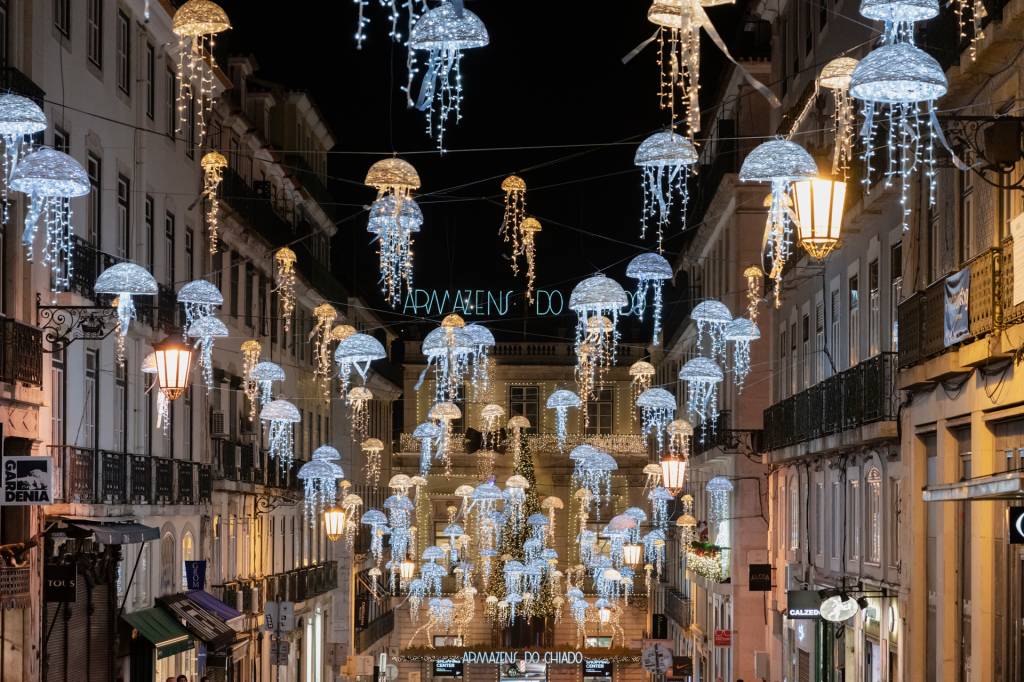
[
  {"x1": 634, "y1": 131, "x2": 698, "y2": 252},
  {"x1": 545, "y1": 389, "x2": 581, "y2": 452},
  {"x1": 0, "y1": 94, "x2": 46, "y2": 223},
  {"x1": 627, "y1": 252, "x2": 673, "y2": 345}
]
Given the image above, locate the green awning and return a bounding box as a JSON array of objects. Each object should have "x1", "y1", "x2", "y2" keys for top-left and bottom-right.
[{"x1": 123, "y1": 607, "x2": 194, "y2": 659}]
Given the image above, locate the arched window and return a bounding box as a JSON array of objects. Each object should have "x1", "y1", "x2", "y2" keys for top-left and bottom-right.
[
  {"x1": 866, "y1": 467, "x2": 882, "y2": 564},
  {"x1": 181, "y1": 530, "x2": 194, "y2": 590},
  {"x1": 160, "y1": 531, "x2": 176, "y2": 596}
]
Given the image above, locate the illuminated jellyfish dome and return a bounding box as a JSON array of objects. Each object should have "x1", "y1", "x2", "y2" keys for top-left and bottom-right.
[
  {"x1": 859, "y1": 0, "x2": 938, "y2": 23},
  {"x1": 0, "y1": 94, "x2": 47, "y2": 136},
  {"x1": 848, "y1": 43, "x2": 947, "y2": 104},
  {"x1": 634, "y1": 130, "x2": 698, "y2": 168},
  {"x1": 367, "y1": 195, "x2": 423, "y2": 234},
  {"x1": 409, "y1": 2, "x2": 490, "y2": 50},
  {"x1": 739, "y1": 139, "x2": 817, "y2": 183}
]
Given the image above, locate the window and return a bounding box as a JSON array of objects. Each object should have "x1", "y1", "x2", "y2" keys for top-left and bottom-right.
[
  {"x1": 87, "y1": 0, "x2": 102, "y2": 69},
  {"x1": 801, "y1": 313, "x2": 810, "y2": 389},
  {"x1": 789, "y1": 321, "x2": 797, "y2": 395},
  {"x1": 180, "y1": 531, "x2": 194, "y2": 590},
  {"x1": 164, "y1": 212, "x2": 175, "y2": 286},
  {"x1": 830, "y1": 288, "x2": 840, "y2": 376},
  {"x1": 145, "y1": 43, "x2": 155, "y2": 119},
  {"x1": 848, "y1": 274, "x2": 860, "y2": 368},
  {"x1": 831, "y1": 479, "x2": 841, "y2": 560},
  {"x1": 868, "y1": 260, "x2": 880, "y2": 357},
  {"x1": 87, "y1": 154, "x2": 101, "y2": 245},
  {"x1": 183, "y1": 390, "x2": 193, "y2": 461},
  {"x1": 132, "y1": 544, "x2": 150, "y2": 608},
  {"x1": 789, "y1": 479, "x2": 799, "y2": 551},
  {"x1": 245, "y1": 262, "x2": 254, "y2": 328},
  {"x1": 185, "y1": 97, "x2": 196, "y2": 159},
  {"x1": 53, "y1": 128, "x2": 69, "y2": 154},
  {"x1": 586, "y1": 388, "x2": 614, "y2": 435},
  {"x1": 890, "y1": 242, "x2": 902, "y2": 352},
  {"x1": 51, "y1": 351, "x2": 65, "y2": 446},
  {"x1": 889, "y1": 476, "x2": 901, "y2": 567},
  {"x1": 959, "y1": 169, "x2": 975, "y2": 263},
  {"x1": 866, "y1": 467, "x2": 882, "y2": 564},
  {"x1": 184, "y1": 228, "x2": 194, "y2": 281},
  {"x1": 166, "y1": 67, "x2": 176, "y2": 138},
  {"x1": 778, "y1": 327, "x2": 787, "y2": 400},
  {"x1": 815, "y1": 301, "x2": 825, "y2": 383},
  {"x1": 815, "y1": 480, "x2": 824, "y2": 556},
  {"x1": 116, "y1": 10, "x2": 130, "y2": 94},
  {"x1": 116, "y1": 175, "x2": 130, "y2": 259},
  {"x1": 846, "y1": 477, "x2": 860, "y2": 562},
  {"x1": 508, "y1": 386, "x2": 539, "y2": 434},
  {"x1": 84, "y1": 349, "x2": 98, "y2": 448},
  {"x1": 160, "y1": 531, "x2": 176, "y2": 596},
  {"x1": 143, "y1": 195, "x2": 155, "y2": 270},
  {"x1": 114, "y1": 355, "x2": 127, "y2": 452},
  {"x1": 53, "y1": 0, "x2": 70, "y2": 39}
]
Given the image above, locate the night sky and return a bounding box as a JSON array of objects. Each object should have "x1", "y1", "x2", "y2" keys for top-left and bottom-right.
[{"x1": 215, "y1": 1, "x2": 750, "y2": 343}]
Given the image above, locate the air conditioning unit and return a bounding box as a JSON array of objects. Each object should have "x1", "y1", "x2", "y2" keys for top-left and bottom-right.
[{"x1": 210, "y1": 410, "x2": 227, "y2": 437}]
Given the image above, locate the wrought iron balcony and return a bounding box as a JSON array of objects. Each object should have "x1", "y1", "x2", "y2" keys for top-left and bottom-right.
[
  {"x1": 664, "y1": 588, "x2": 691, "y2": 629},
  {"x1": 763, "y1": 352, "x2": 898, "y2": 452},
  {"x1": 355, "y1": 610, "x2": 394, "y2": 654},
  {"x1": 221, "y1": 562, "x2": 337, "y2": 613},
  {"x1": 0, "y1": 318, "x2": 43, "y2": 386},
  {"x1": 898, "y1": 247, "x2": 998, "y2": 370},
  {"x1": 48, "y1": 445, "x2": 211, "y2": 506},
  {"x1": 212, "y1": 438, "x2": 300, "y2": 491},
  {"x1": 282, "y1": 153, "x2": 335, "y2": 219},
  {"x1": 693, "y1": 410, "x2": 763, "y2": 457}
]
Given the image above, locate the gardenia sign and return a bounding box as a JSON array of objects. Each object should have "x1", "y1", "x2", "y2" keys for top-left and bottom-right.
[{"x1": 461, "y1": 651, "x2": 586, "y2": 665}]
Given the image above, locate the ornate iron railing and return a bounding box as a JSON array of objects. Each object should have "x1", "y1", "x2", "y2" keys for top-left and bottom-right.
[
  {"x1": 48, "y1": 446, "x2": 210, "y2": 505},
  {"x1": 211, "y1": 438, "x2": 300, "y2": 491},
  {"x1": 355, "y1": 610, "x2": 395, "y2": 654},
  {"x1": 0, "y1": 318, "x2": 43, "y2": 386},
  {"x1": 693, "y1": 410, "x2": 764, "y2": 456},
  {"x1": 664, "y1": 588, "x2": 691, "y2": 629},
  {"x1": 763, "y1": 352, "x2": 898, "y2": 451}
]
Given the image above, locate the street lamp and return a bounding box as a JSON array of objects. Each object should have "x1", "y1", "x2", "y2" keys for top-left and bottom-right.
[
  {"x1": 659, "y1": 454, "x2": 688, "y2": 495},
  {"x1": 323, "y1": 507, "x2": 347, "y2": 542},
  {"x1": 400, "y1": 559, "x2": 416, "y2": 582},
  {"x1": 791, "y1": 177, "x2": 847, "y2": 260},
  {"x1": 623, "y1": 543, "x2": 643, "y2": 567},
  {"x1": 153, "y1": 338, "x2": 193, "y2": 401}
]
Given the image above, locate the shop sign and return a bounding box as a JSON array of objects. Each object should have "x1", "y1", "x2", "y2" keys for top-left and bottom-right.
[
  {"x1": 433, "y1": 659, "x2": 464, "y2": 677},
  {"x1": 3, "y1": 456, "x2": 53, "y2": 505},
  {"x1": 462, "y1": 651, "x2": 584, "y2": 665},
  {"x1": 640, "y1": 643, "x2": 673, "y2": 673},
  {"x1": 667, "y1": 656, "x2": 693, "y2": 680},
  {"x1": 786, "y1": 589, "x2": 822, "y2": 619},
  {"x1": 714, "y1": 629, "x2": 732, "y2": 646},
  {"x1": 44, "y1": 563, "x2": 77, "y2": 602},
  {"x1": 748, "y1": 563, "x2": 772, "y2": 591},
  {"x1": 1010, "y1": 507, "x2": 1024, "y2": 544},
  {"x1": 582, "y1": 658, "x2": 613, "y2": 677}
]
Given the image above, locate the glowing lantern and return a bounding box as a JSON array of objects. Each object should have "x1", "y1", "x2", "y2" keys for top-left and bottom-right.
[
  {"x1": 153, "y1": 338, "x2": 194, "y2": 402},
  {"x1": 623, "y1": 543, "x2": 643, "y2": 568},
  {"x1": 791, "y1": 177, "x2": 846, "y2": 260},
  {"x1": 324, "y1": 507, "x2": 347, "y2": 541},
  {"x1": 659, "y1": 455, "x2": 688, "y2": 495}
]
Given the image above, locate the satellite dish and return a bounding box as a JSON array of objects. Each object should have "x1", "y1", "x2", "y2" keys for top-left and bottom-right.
[{"x1": 819, "y1": 595, "x2": 860, "y2": 622}]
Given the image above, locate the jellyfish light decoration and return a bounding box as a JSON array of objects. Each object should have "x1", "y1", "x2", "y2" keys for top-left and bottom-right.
[
  {"x1": 366, "y1": 157, "x2": 421, "y2": 202},
  {"x1": 418, "y1": 321, "x2": 473, "y2": 403},
  {"x1": 141, "y1": 352, "x2": 170, "y2": 435},
  {"x1": 500, "y1": 175, "x2": 527, "y2": 268},
  {"x1": 541, "y1": 496, "x2": 564, "y2": 544},
  {"x1": 739, "y1": 139, "x2": 817, "y2": 294},
  {"x1": 406, "y1": 1, "x2": 489, "y2": 150},
  {"x1": 0, "y1": 94, "x2": 47, "y2": 223},
  {"x1": 12, "y1": 147, "x2": 89, "y2": 290},
  {"x1": 430, "y1": 401, "x2": 462, "y2": 475},
  {"x1": 636, "y1": 388, "x2": 677, "y2": 452},
  {"x1": 368, "y1": 194, "x2": 423, "y2": 307},
  {"x1": 171, "y1": 0, "x2": 230, "y2": 145},
  {"x1": 678, "y1": 356, "x2": 724, "y2": 436},
  {"x1": 413, "y1": 421, "x2": 442, "y2": 476},
  {"x1": 361, "y1": 509, "x2": 389, "y2": 566},
  {"x1": 463, "y1": 323, "x2": 496, "y2": 394},
  {"x1": 849, "y1": 0, "x2": 949, "y2": 232},
  {"x1": 177, "y1": 279, "x2": 223, "y2": 337},
  {"x1": 667, "y1": 418, "x2": 693, "y2": 457},
  {"x1": 743, "y1": 265, "x2": 764, "y2": 324},
  {"x1": 240, "y1": 340, "x2": 262, "y2": 418},
  {"x1": 260, "y1": 399, "x2": 301, "y2": 469},
  {"x1": 691, "y1": 299, "x2": 733, "y2": 361},
  {"x1": 507, "y1": 416, "x2": 530, "y2": 469},
  {"x1": 250, "y1": 361, "x2": 285, "y2": 410},
  {"x1": 362, "y1": 438, "x2": 385, "y2": 487},
  {"x1": 335, "y1": 333, "x2": 387, "y2": 397},
  {"x1": 818, "y1": 58, "x2": 859, "y2": 179},
  {"x1": 642, "y1": 463, "x2": 663, "y2": 494},
  {"x1": 648, "y1": 486, "x2": 674, "y2": 530},
  {"x1": 186, "y1": 315, "x2": 228, "y2": 391},
  {"x1": 310, "y1": 303, "x2": 338, "y2": 402},
  {"x1": 519, "y1": 217, "x2": 543, "y2": 304},
  {"x1": 705, "y1": 475, "x2": 734, "y2": 533},
  {"x1": 200, "y1": 151, "x2": 227, "y2": 253},
  {"x1": 634, "y1": 132, "x2": 698, "y2": 252},
  {"x1": 297, "y1": 458, "x2": 343, "y2": 521},
  {"x1": 546, "y1": 389, "x2": 581, "y2": 451},
  {"x1": 627, "y1": 252, "x2": 674, "y2": 345},
  {"x1": 570, "y1": 274, "x2": 629, "y2": 362},
  {"x1": 725, "y1": 317, "x2": 760, "y2": 390},
  {"x1": 480, "y1": 403, "x2": 505, "y2": 450},
  {"x1": 94, "y1": 263, "x2": 159, "y2": 364},
  {"x1": 351, "y1": 0, "x2": 426, "y2": 47},
  {"x1": 628, "y1": 361, "x2": 656, "y2": 419},
  {"x1": 274, "y1": 247, "x2": 297, "y2": 334},
  {"x1": 347, "y1": 386, "x2": 374, "y2": 439}
]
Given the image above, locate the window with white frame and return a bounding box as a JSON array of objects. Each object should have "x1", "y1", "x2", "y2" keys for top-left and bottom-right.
[
  {"x1": 116, "y1": 10, "x2": 130, "y2": 94},
  {"x1": 866, "y1": 467, "x2": 882, "y2": 564},
  {"x1": 586, "y1": 387, "x2": 614, "y2": 435},
  {"x1": 87, "y1": 153, "x2": 101, "y2": 245},
  {"x1": 789, "y1": 478, "x2": 799, "y2": 551},
  {"x1": 180, "y1": 531, "x2": 194, "y2": 590},
  {"x1": 815, "y1": 480, "x2": 824, "y2": 557},
  {"x1": 116, "y1": 175, "x2": 130, "y2": 259},
  {"x1": 84, "y1": 349, "x2": 98, "y2": 447},
  {"x1": 846, "y1": 477, "x2": 860, "y2": 562},
  {"x1": 868, "y1": 260, "x2": 880, "y2": 357},
  {"x1": 831, "y1": 478, "x2": 841, "y2": 560},
  {"x1": 815, "y1": 301, "x2": 825, "y2": 383},
  {"x1": 160, "y1": 531, "x2": 176, "y2": 596},
  {"x1": 87, "y1": 0, "x2": 102, "y2": 68},
  {"x1": 848, "y1": 274, "x2": 860, "y2": 368},
  {"x1": 51, "y1": 351, "x2": 64, "y2": 447},
  {"x1": 830, "y1": 288, "x2": 840, "y2": 376},
  {"x1": 890, "y1": 242, "x2": 902, "y2": 353},
  {"x1": 114, "y1": 356, "x2": 127, "y2": 452}
]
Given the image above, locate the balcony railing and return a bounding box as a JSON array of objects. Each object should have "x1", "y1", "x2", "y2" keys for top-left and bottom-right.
[
  {"x1": 220, "y1": 561, "x2": 337, "y2": 614},
  {"x1": 664, "y1": 588, "x2": 691, "y2": 629},
  {"x1": 283, "y1": 153, "x2": 335, "y2": 219},
  {"x1": 212, "y1": 438, "x2": 300, "y2": 491},
  {"x1": 693, "y1": 410, "x2": 763, "y2": 456},
  {"x1": 0, "y1": 318, "x2": 43, "y2": 386},
  {"x1": 48, "y1": 446, "x2": 211, "y2": 506},
  {"x1": 355, "y1": 610, "x2": 394, "y2": 654},
  {"x1": 898, "y1": 247, "x2": 999, "y2": 370},
  {"x1": 763, "y1": 352, "x2": 898, "y2": 451}
]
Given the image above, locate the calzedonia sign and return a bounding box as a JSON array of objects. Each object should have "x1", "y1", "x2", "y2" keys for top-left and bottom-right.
[{"x1": 461, "y1": 651, "x2": 586, "y2": 665}]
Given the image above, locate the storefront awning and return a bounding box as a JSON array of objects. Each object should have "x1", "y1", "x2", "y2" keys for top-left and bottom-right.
[
  {"x1": 123, "y1": 607, "x2": 193, "y2": 659},
  {"x1": 185, "y1": 590, "x2": 242, "y2": 623},
  {"x1": 158, "y1": 594, "x2": 236, "y2": 649},
  {"x1": 923, "y1": 470, "x2": 1024, "y2": 501},
  {"x1": 65, "y1": 520, "x2": 159, "y2": 544}
]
